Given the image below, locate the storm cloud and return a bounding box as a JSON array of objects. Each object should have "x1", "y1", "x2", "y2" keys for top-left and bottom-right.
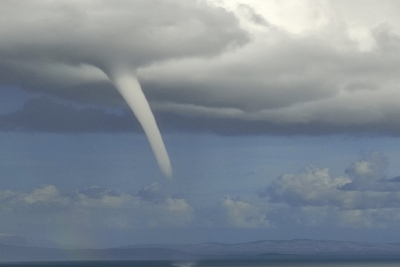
[
  {"x1": 0, "y1": 0, "x2": 247, "y2": 70},
  {"x1": 0, "y1": 97, "x2": 141, "y2": 132},
  {"x1": 2, "y1": 1, "x2": 400, "y2": 136}
]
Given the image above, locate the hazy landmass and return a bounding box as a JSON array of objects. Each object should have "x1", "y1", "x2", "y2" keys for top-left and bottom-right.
[{"x1": 2, "y1": 238, "x2": 400, "y2": 262}]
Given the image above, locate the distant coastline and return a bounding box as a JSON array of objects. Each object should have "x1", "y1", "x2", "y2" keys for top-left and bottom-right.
[{"x1": 2, "y1": 239, "x2": 400, "y2": 262}]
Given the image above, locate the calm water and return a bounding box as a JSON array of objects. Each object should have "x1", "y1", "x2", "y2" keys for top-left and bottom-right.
[{"x1": 1, "y1": 260, "x2": 400, "y2": 267}]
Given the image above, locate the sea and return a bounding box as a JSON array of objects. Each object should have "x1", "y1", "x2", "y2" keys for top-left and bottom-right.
[{"x1": 1, "y1": 259, "x2": 400, "y2": 267}]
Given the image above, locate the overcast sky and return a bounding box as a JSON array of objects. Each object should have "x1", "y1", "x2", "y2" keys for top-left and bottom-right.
[{"x1": 2, "y1": 0, "x2": 400, "y2": 249}]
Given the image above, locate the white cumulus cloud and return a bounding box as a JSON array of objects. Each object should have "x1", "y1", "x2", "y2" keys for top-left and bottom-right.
[
  {"x1": 258, "y1": 152, "x2": 400, "y2": 227},
  {"x1": 223, "y1": 197, "x2": 269, "y2": 228},
  {"x1": 0, "y1": 183, "x2": 194, "y2": 228}
]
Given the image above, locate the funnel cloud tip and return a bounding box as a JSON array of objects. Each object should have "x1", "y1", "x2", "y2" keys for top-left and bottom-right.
[{"x1": 102, "y1": 66, "x2": 173, "y2": 178}]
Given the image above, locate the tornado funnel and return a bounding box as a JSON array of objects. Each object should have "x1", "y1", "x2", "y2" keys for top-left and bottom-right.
[{"x1": 106, "y1": 69, "x2": 172, "y2": 178}]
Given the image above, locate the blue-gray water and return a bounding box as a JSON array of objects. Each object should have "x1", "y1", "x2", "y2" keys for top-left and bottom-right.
[{"x1": 1, "y1": 260, "x2": 400, "y2": 267}]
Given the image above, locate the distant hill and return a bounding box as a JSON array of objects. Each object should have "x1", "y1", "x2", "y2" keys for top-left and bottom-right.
[
  {"x1": 2, "y1": 239, "x2": 400, "y2": 262},
  {"x1": 0, "y1": 233, "x2": 28, "y2": 247},
  {"x1": 121, "y1": 239, "x2": 400, "y2": 257},
  {"x1": 0, "y1": 244, "x2": 199, "y2": 262},
  {"x1": 0, "y1": 233, "x2": 83, "y2": 249}
]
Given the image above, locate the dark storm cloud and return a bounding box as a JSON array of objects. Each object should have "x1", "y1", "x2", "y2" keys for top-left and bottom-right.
[
  {"x1": 0, "y1": 97, "x2": 141, "y2": 133},
  {"x1": 132, "y1": 17, "x2": 400, "y2": 136},
  {"x1": 2, "y1": 0, "x2": 400, "y2": 136},
  {"x1": 140, "y1": 36, "x2": 341, "y2": 112},
  {"x1": 389, "y1": 176, "x2": 400, "y2": 182},
  {"x1": 237, "y1": 4, "x2": 270, "y2": 27},
  {"x1": 0, "y1": 0, "x2": 248, "y2": 68},
  {"x1": 7, "y1": 94, "x2": 400, "y2": 135},
  {"x1": 0, "y1": 0, "x2": 250, "y2": 135},
  {"x1": 142, "y1": 34, "x2": 400, "y2": 114},
  {"x1": 372, "y1": 23, "x2": 400, "y2": 53},
  {"x1": 155, "y1": 112, "x2": 400, "y2": 136}
]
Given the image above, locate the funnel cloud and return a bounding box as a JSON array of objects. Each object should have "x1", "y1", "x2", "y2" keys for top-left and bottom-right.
[
  {"x1": 0, "y1": 0, "x2": 250, "y2": 177},
  {"x1": 106, "y1": 68, "x2": 172, "y2": 178}
]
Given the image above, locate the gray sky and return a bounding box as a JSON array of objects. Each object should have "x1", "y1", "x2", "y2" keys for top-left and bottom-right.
[{"x1": 2, "y1": 0, "x2": 400, "y2": 249}]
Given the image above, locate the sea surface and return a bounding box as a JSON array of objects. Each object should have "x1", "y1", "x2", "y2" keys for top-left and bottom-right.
[{"x1": 1, "y1": 260, "x2": 400, "y2": 267}]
